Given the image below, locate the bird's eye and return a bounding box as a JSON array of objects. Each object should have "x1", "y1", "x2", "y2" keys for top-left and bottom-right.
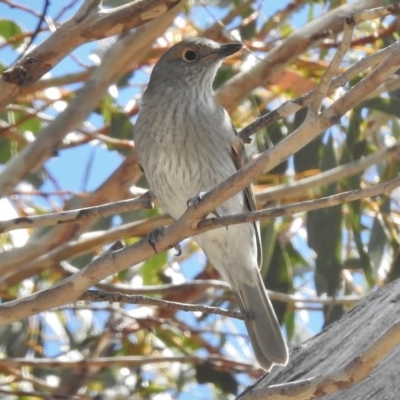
[{"x1": 183, "y1": 50, "x2": 197, "y2": 62}]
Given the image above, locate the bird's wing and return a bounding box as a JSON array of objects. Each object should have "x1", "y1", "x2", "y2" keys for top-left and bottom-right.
[{"x1": 230, "y1": 135, "x2": 263, "y2": 268}]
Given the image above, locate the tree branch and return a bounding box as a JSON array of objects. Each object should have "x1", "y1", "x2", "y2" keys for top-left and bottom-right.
[
  {"x1": 96, "y1": 280, "x2": 363, "y2": 306},
  {"x1": 0, "y1": 0, "x2": 181, "y2": 111},
  {"x1": 0, "y1": 173, "x2": 396, "y2": 324},
  {"x1": 81, "y1": 289, "x2": 245, "y2": 320},
  {"x1": 3, "y1": 140, "x2": 398, "y2": 234},
  {"x1": 0, "y1": 3, "x2": 182, "y2": 197},
  {"x1": 197, "y1": 175, "x2": 400, "y2": 232},
  {"x1": 1, "y1": 3, "x2": 400, "y2": 327},
  {"x1": 216, "y1": 0, "x2": 381, "y2": 112},
  {"x1": 257, "y1": 144, "x2": 400, "y2": 204},
  {"x1": 310, "y1": 8, "x2": 354, "y2": 113},
  {"x1": 0, "y1": 3, "x2": 182, "y2": 276},
  {"x1": 239, "y1": 37, "x2": 398, "y2": 142},
  {"x1": 0, "y1": 192, "x2": 153, "y2": 233},
  {"x1": 0, "y1": 214, "x2": 172, "y2": 289},
  {"x1": 0, "y1": 354, "x2": 255, "y2": 371}
]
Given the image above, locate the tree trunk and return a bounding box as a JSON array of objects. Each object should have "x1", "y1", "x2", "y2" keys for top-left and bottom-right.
[{"x1": 240, "y1": 278, "x2": 400, "y2": 399}]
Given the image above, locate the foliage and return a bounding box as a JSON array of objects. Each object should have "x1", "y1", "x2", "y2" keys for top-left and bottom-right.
[{"x1": 0, "y1": 0, "x2": 399, "y2": 399}]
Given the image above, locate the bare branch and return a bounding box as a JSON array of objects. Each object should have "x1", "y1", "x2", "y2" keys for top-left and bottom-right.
[
  {"x1": 196, "y1": 175, "x2": 400, "y2": 232},
  {"x1": 0, "y1": 151, "x2": 142, "y2": 275},
  {"x1": 310, "y1": 12, "x2": 354, "y2": 113},
  {"x1": 0, "y1": 214, "x2": 172, "y2": 289},
  {"x1": 351, "y1": 3, "x2": 400, "y2": 23},
  {"x1": 240, "y1": 39, "x2": 398, "y2": 142},
  {"x1": 216, "y1": 0, "x2": 381, "y2": 112},
  {"x1": 0, "y1": 354, "x2": 255, "y2": 371},
  {"x1": 9, "y1": 136, "x2": 393, "y2": 235},
  {"x1": 257, "y1": 144, "x2": 400, "y2": 204},
  {"x1": 97, "y1": 280, "x2": 363, "y2": 306},
  {"x1": 81, "y1": 290, "x2": 245, "y2": 320},
  {"x1": 0, "y1": 4, "x2": 182, "y2": 280},
  {"x1": 0, "y1": 0, "x2": 181, "y2": 111},
  {"x1": 97, "y1": 279, "x2": 231, "y2": 295},
  {"x1": 192, "y1": 46, "x2": 400, "y2": 232},
  {"x1": 0, "y1": 3, "x2": 183, "y2": 197},
  {"x1": 0, "y1": 173, "x2": 396, "y2": 324},
  {"x1": 0, "y1": 192, "x2": 153, "y2": 233}
]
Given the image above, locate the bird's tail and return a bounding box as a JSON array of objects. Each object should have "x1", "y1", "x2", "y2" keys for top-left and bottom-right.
[{"x1": 233, "y1": 269, "x2": 289, "y2": 371}]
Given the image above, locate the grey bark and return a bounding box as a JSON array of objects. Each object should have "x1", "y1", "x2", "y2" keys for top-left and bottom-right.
[{"x1": 240, "y1": 278, "x2": 400, "y2": 399}]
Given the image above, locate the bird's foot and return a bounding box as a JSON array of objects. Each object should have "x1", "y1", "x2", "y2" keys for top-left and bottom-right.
[
  {"x1": 147, "y1": 226, "x2": 182, "y2": 255},
  {"x1": 187, "y1": 192, "x2": 206, "y2": 208},
  {"x1": 187, "y1": 192, "x2": 221, "y2": 217},
  {"x1": 147, "y1": 226, "x2": 166, "y2": 253},
  {"x1": 174, "y1": 242, "x2": 182, "y2": 256}
]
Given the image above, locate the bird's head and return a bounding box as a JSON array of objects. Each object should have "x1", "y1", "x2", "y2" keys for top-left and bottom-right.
[{"x1": 147, "y1": 37, "x2": 243, "y2": 92}]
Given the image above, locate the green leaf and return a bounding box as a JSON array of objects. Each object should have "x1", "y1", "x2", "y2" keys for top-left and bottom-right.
[
  {"x1": 293, "y1": 108, "x2": 322, "y2": 173},
  {"x1": 258, "y1": 113, "x2": 288, "y2": 174},
  {"x1": 307, "y1": 137, "x2": 343, "y2": 323},
  {"x1": 264, "y1": 239, "x2": 292, "y2": 323},
  {"x1": 368, "y1": 199, "x2": 390, "y2": 276},
  {"x1": 0, "y1": 137, "x2": 17, "y2": 164},
  {"x1": 387, "y1": 245, "x2": 400, "y2": 282},
  {"x1": 260, "y1": 220, "x2": 278, "y2": 277},
  {"x1": 344, "y1": 108, "x2": 362, "y2": 158},
  {"x1": 349, "y1": 201, "x2": 374, "y2": 287},
  {"x1": 361, "y1": 97, "x2": 400, "y2": 119},
  {"x1": 99, "y1": 95, "x2": 114, "y2": 124},
  {"x1": 284, "y1": 309, "x2": 295, "y2": 341},
  {"x1": 0, "y1": 19, "x2": 24, "y2": 49},
  {"x1": 0, "y1": 321, "x2": 28, "y2": 357},
  {"x1": 110, "y1": 111, "x2": 133, "y2": 140},
  {"x1": 142, "y1": 251, "x2": 168, "y2": 286},
  {"x1": 213, "y1": 65, "x2": 236, "y2": 90},
  {"x1": 308, "y1": 208, "x2": 342, "y2": 294}
]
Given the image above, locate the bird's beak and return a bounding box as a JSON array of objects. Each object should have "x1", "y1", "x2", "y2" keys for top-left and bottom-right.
[{"x1": 216, "y1": 42, "x2": 243, "y2": 58}]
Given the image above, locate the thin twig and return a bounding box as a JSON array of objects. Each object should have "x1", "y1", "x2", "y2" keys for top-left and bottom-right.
[
  {"x1": 351, "y1": 3, "x2": 400, "y2": 23},
  {"x1": 13, "y1": 0, "x2": 49, "y2": 65},
  {"x1": 197, "y1": 175, "x2": 400, "y2": 232},
  {"x1": 0, "y1": 354, "x2": 255, "y2": 371},
  {"x1": 0, "y1": 192, "x2": 153, "y2": 233},
  {"x1": 0, "y1": 214, "x2": 172, "y2": 288},
  {"x1": 239, "y1": 40, "x2": 398, "y2": 142},
  {"x1": 257, "y1": 144, "x2": 400, "y2": 204},
  {"x1": 81, "y1": 290, "x2": 245, "y2": 320},
  {"x1": 310, "y1": 14, "x2": 354, "y2": 113},
  {"x1": 96, "y1": 280, "x2": 363, "y2": 306}
]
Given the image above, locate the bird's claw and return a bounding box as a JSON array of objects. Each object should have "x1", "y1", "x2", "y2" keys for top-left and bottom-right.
[
  {"x1": 147, "y1": 226, "x2": 166, "y2": 253},
  {"x1": 187, "y1": 192, "x2": 206, "y2": 208},
  {"x1": 187, "y1": 192, "x2": 221, "y2": 218},
  {"x1": 174, "y1": 243, "x2": 182, "y2": 256},
  {"x1": 147, "y1": 226, "x2": 182, "y2": 255}
]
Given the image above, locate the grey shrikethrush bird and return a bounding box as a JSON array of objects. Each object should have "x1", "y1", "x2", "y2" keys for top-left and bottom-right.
[{"x1": 134, "y1": 37, "x2": 288, "y2": 370}]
